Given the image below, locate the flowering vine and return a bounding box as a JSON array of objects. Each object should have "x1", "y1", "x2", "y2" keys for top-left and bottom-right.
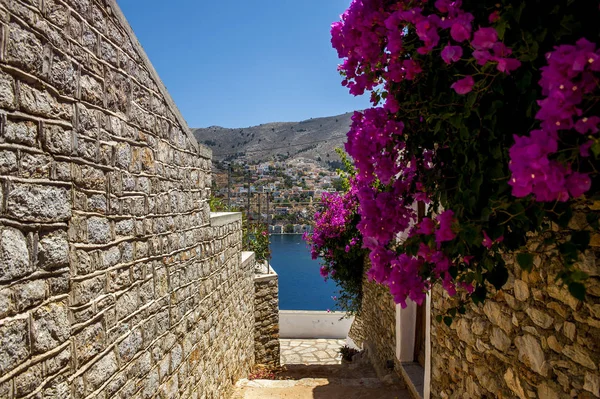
[
  {"x1": 304, "y1": 151, "x2": 368, "y2": 314},
  {"x1": 332, "y1": 0, "x2": 600, "y2": 316}
]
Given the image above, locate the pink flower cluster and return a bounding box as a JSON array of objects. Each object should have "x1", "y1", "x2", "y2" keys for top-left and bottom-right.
[
  {"x1": 306, "y1": 191, "x2": 353, "y2": 261},
  {"x1": 331, "y1": 0, "x2": 521, "y2": 104},
  {"x1": 509, "y1": 38, "x2": 599, "y2": 201},
  {"x1": 342, "y1": 103, "x2": 472, "y2": 306},
  {"x1": 304, "y1": 186, "x2": 364, "y2": 282}
]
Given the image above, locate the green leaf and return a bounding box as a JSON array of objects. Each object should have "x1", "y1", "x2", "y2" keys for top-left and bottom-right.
[
  {"x1": 487, "y1": 264, "x2": 509, "y2": 290},
  {"x1": 516, "y1": 253, "x2": 534, "y2": 272},
  {"x1": 466, "y1": 92, "x2": 477, "y2": 109},
  {"x1": 435, "y1": 315, "x2": 443, "y2": 323},
  {"x1": 472, "y1": 285, "x2": 487, "y2": 305},
  {"x1": 570, "y1": 270, "x2": 589, "y2": 282},
  {"x1": 591, "y1": 140, "x2": 600, "y2": 158},
  {"x1": 568, "y1": 282, "x2": 586, "y2": 301},
  {"x1": 557, "y1": 207, "x2": 573, "y2": 228},
  {"x1": 559, "y1": 242, "x2": 579, "y2": 265},
  {"x1": 586, "y1": 213, "x2": 600, "y2": 229},
  {"x1": 571, "y1": 231, "x2": 590, "y2": 249},
  {"x1": 443, "y1": 316, "x2": 453, "y2": 327}
]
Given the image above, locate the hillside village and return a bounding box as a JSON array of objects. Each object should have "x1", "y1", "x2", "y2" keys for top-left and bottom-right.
[{"x1": 212, "y1": 157, "x2": 345, "y2": 233}]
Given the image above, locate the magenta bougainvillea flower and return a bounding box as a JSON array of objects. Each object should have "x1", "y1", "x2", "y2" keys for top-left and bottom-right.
[
  {"x1": 330, "y1": 0, "x2": 597, "y2": 309},
  {"x1": 451, "y1": 75, "x2": 474, "y2": 94},
  {"x1": 441, "y1": 44, "x2": 463, "y2": 64}
]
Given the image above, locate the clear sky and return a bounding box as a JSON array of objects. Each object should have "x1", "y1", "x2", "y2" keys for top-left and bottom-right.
[{"x1": 116, "y1": 0, "x2": 371, "y2": 129}]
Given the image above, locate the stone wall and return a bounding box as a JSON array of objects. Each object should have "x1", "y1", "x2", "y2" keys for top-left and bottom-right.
[
  {"x1": 0, "y1": 0, "x2": 255, "y2": 397},
  {"x1": 431, "y1": 224, "x2": 600, "y2": 398},
  {"x1": 349, "y1": 263, "x2": 403, "y2": 379},
  {"x1": 252, "y1": 255, "x2": 280, "y2": 367}
]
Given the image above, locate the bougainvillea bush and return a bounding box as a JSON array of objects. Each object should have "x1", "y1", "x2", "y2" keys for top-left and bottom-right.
[
  {"x1": 332, "y1": 0, "x2": 600, "y2": 318},
  {"x1": 304, "y1": 150, "x2": 368, "y2": 314}
]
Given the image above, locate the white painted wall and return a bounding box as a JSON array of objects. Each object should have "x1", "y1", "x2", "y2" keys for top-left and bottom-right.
[{"x1": 279, "y1": 310, "x2": 354, "y2": 339}]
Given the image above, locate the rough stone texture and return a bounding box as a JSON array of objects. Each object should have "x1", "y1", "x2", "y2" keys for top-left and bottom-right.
[
  {"x1": 0, "y1": 1, "x2": 255, "y2": 398},
  {"x1": 349, "y1": 259, "x2": 405, "y2": 383},
  {"x1": 253, "y1": 254, "x2": 280, "y2": 367},
  {"x1": 431, "y1": 207, "x2": 600, "y2": 399}
]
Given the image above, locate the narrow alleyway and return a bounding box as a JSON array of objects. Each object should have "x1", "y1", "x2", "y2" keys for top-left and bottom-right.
[{"x1": 231, "y1": 339, "x2": 411, "y2": 399}]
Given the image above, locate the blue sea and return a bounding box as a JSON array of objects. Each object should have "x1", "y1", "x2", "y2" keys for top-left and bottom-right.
[{"x1": 269, "y1": 234, "x2": 339, "y2": 310}]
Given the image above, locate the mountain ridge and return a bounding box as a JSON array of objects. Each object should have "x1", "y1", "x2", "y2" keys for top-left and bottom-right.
[{"x1": 192, "y1": 112, "x2": 355, "y2": 166}]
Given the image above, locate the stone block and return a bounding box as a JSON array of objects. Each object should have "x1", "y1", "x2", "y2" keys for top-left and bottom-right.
[
  {"x1": 4, "y1": 119, "x2": 37, "y2": 146},
  {"x1": 114, "y1": 142, "x2": 131, "y2": 170},
  {"x1": 38, "y1": 229, "x2": 69, "y2": 269},
  {"x1": 80, "y1": 73, "x2": 104, "y2": 106},
  {"x1": 100, "y1": 245, "x2": 121, "y2": 270},
  {"x1": 14, "y1": 363, "x2": 42, "y2": 397},
  {"x1": 0, "y1": 318, "x2": 29, "y2": 375},
  {"x1": 100, "y1": 39, "x2": 118, "y2": 66},
  {"x1": 7, "y1": 183, "x2": 71, "y2": 222},
  {"x1": 118, "y1": 328, "x2": 143, "y2": 364},
  {"x1": 77, "y1": 103, "x2": 99, "y2": 133},
  {"x1": 115, "y1": 219, "x2": 134, "y2": 236},
  {"x1": 490, "y1": 326, "x2": 511, "y2": 352},
  {"x1": 73, "y1": 164, "x2": 106, "y2": 191},
  {"x1": 44, "y1": 344, "x2": 71, "y2": 376},
  {"x1": 20, "y1": 152, "x2": 52, "y2": 178},
  {"x1": 0, "y1": 69, "x2": 16, "y2": 110},
  {"x1": 0, "y1": 226, "x2": 32, "y2": 281},
  {"x1": 584, "y1": 372, "x2": 600, "y2": 397},
  {"x1": 563, "y1": 344, "x2": 597, "y2": 370},
  {"x1": 526, "y1": 307, "x2": 554, "y2": 329},
  {"x1": 514, "y1": 334, "x2": 548, "y2": 376},
  {"x1": 50, "y1": 50, "x2": 77, "y2": 97},
  {"x1": 43, "y1": 124, "x2": 72, "y2": 155},
  {"x1": 31, "y1": 301, "x2": 70, "y2": 353},
  {"x1": 108, "y1": 267, "x2": 131, "y2": 292},
  {"x1": 116, "y1": 287, "x2": 139, "y2": 320},
  {"x1": 19, "y1": 82, "x2": 71, "y2": 120},
  {"x1": 14, "y1": 279, "x2": 46, "y2": 311},
  {"x1": 6, "y1": 22, "x2": 43, "y2": 75},
  {"x1": 84, "y1": 351, "x2": 118, "y2": 394},
  {"x1": 142, "y1": 368, "x2": 160, "y2": 399},
  {"x1": 77, "y1": 137, "x2": 98, "y2": 161},
  {"x1": 74, "y1": 322, "x2": 105, "y2": 366},
  {"x1": 0, "y1": 150, "x2": 17, "y2": 177},
  {"x1": 88, "y1": 193, "x2": 107, "y2": 213},
  {"x1": 45, "y1": 0, "x2": 69, "y2": 27},
  {"x1": 87, "y1": 216, "x2": 111, "y2": 244},
  {"x1": 71, "y1": 275, "x2": 104, "y2": 306}
]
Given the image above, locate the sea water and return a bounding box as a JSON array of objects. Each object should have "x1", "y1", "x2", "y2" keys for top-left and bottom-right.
[{"x1": 269, "y1": 234, "x2": 339, "y2": 311}]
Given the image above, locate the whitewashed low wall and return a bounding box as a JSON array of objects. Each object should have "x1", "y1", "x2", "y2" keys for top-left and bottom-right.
[{"x1": 279, "y1": 310, "x2": 354, "y2": 339}]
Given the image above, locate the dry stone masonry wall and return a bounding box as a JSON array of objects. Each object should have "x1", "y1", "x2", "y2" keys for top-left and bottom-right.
[
  {"x1": 0, "y1": 0, "x2": 255, "y2": 397},
  {"x1": 349, "y1": 263, "x2": 404, "y2": 380},
  {"x1": 431, "y1": 212, "x2": 600, "y2": 399},
  {"x1": 252, "y1": 255, "x2": 280, "y2": 367}
]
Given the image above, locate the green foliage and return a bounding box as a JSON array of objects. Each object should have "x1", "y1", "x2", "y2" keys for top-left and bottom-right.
[
  {"x1": 244, "y1": 223, "x2": 271, "y2": 262},
  {"x1": 209, "y1": 195, "x2": 271, "y2": 262},
  {"x1": 379, "y1": 0, "x2": 598, "y2": 310}
]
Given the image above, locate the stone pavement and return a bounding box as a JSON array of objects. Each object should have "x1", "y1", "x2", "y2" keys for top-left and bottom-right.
[
  {"x1": 280, "y1": 338, "x2": 346, "y2": 365},
  {"x1": 230, "y1": 339, "x2": 411, "y2": 398}
]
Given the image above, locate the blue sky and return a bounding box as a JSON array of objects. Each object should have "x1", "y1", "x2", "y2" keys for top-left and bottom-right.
[{"x1": 117, "y1": 0, "x2": 371, "y2": 128}]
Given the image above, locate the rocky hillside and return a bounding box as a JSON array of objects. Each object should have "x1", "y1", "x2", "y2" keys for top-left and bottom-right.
[{"x1": 192, "y1": 112, "x2": 354, "y2": 166}]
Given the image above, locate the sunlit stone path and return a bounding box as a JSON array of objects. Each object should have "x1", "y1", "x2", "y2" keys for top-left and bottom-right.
[
  {"x1": 231, "y1": 339, "x2": 410, "y2": 399},
  {"x1": 280, "y1": 338, "x2": 346, "y2": 365}
]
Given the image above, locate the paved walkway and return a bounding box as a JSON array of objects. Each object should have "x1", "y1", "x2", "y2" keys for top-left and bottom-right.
[
  {"x1": 231, "y1": 339, "x2": 411, "y2": 398},
  {"x1": 280, "y1": 338, "x2": 346, "y2": 365}
]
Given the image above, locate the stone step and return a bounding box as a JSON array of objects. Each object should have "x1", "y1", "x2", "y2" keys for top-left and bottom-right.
[
  {"x1": 236, "y1": 377, "x2": 387, "y2": 388},
  {"x1": 231, "y1": 377, "x2": 411, "y2": 399}
]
